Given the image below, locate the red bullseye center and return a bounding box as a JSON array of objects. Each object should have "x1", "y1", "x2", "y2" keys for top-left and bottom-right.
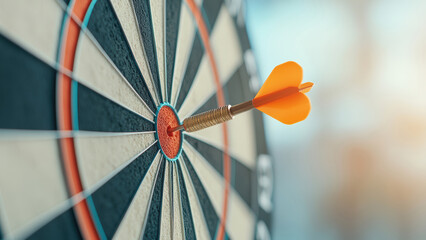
[{"x1": 156, "y1": 105, "x2": 182, "y2": 160}]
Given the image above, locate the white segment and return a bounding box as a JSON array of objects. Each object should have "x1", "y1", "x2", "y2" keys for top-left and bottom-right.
[
  {"x1": 178, "y1": 57, "x2": 213, "y2": 119},
  {"x1": 0, "y1": 0, "x2": 62, "y2": 66},
  {"x1": 150, "y1": 0, "x2": 166, "y2": 101},
  {"x1": 113, "y1": 152, "x2": 162, "y2": 240},
  {"x1": 178, "y1": 6, "x2": 242, "y2": 118},
  {"x1": 182, "y1": 142, "x2": 223, "y2": 219},
  {"x1": 159, "y1": 162, "x2": 172, "y2": 240},
  {"x1": 179, "y1": 159, "x2": 210, "y2": 240},
  {"x1": 226, "y1": 187, "x2": 256, "y2": 240},
  {"x1": 172, "y1": 163, "x2": 184, "y2": 240},
  {"x1": 74, "y1": 33, "x2": 154, "y2": 121},
  {"x1": 187, "y1": 111, "x2": 257, "y2": 168},
  {"x1": 0, "y1": 138, "x2": 67, "y2": 237},
  {"x1": 110, "y1": 0, "x2": 159, "y2": 105},
  {"x1": 184, "y1": 142, "x2": 256, "y2": 240},
  {"x1": 170, "y1": 3, "x2": 196, "y2": 106},
  {"x1": 75, "y1": 132, "x2": 155, "y2": 189}
]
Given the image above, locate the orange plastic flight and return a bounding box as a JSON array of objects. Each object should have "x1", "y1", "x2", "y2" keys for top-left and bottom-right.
[{"x1": 253, "y1": 61, "x2": 313, "y2": 125}]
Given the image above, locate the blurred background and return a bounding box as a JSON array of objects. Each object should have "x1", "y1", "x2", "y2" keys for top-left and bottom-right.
[{"x1": 245, "y1": 0, "x2": 426, "y2": 239}]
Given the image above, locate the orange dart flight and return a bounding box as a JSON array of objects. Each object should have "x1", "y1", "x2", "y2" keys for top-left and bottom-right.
[
  {"x1": 253, "y1": 61, "x2": 312, "y2": 124},
  {"x1": 169, "y1": 61, "x2": 313, "y2": 133}
]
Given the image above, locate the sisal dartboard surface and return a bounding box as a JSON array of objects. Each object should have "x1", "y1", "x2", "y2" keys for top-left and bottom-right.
[{"x1": 0, "y1": 0, "x2": 273, "y2": 239}]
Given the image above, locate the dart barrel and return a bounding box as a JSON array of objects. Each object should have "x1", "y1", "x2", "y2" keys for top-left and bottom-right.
[{"x1": 183, "y1": 105, "x2": 234, "y2": 132}]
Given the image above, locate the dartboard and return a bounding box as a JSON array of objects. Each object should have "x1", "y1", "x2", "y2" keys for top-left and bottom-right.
[{"x1": 0, "y1": 0, "x2": 273, "y2": 239}]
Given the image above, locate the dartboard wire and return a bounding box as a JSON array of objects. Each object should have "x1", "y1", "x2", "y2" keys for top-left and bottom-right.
[
  {"x1": 139, "y1": 155, "x2": 165, "y2": 238},
  {"x1": 175, "y1": 158, "x2": 197, "y2": 239},
  {"x1": 169, "y1": 25, "x2": 193, "y2": 108},
  {"x1": 162, "y1": 0, "x2": 168, "y2": 102},
  {"x1": 0, "y1": 130, "x2": 156, "y2": 140},
  {"x1": 129, "y1": 0, "x2": 166, "y2": 105},
  {"x1": 170, "y1": 32, "x2": 203, "y2": 110},
  {"x1": 179, "y1": 150, "x2": 218, "y2": 238},
  {"x1": 7, "y1": 144, "x2": 160, "y2": 240},
  {"x1": 169, "y1": 161, "x2": 175, "y2": 239},
  {"x1": 110, "y1": 0, "x2": 161, "y2": 106},
  {"x1": 126, "y1": 0, "x2": 163, "y2": 106},
  {"x1": 169, "y1": 2, "x2": 203, "y2": 108},
  {"x1": 0, "y1": 30, "x2": 154, "y2": 125},
  {"x1": 55, "y1": 0, "x2": 156, "y2": 117},
  {"x1": 172, "y1": 161, "x2": 186, "y2": 239}
]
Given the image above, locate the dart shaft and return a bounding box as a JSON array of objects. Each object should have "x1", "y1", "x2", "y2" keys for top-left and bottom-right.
[
  {"x1": 169, "y1": 102, "x2": 255, "y2": 133},
  {"x1": 169, "y1": 81, "x2": 314, "y2": 133}
]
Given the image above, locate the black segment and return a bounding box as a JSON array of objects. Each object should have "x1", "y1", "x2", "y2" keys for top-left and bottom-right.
[
  {"x1": 142, "y1": 158, "x2": 166, "y2": 239},
  {"x1": 77, "y1": 82, "x2": 154, "y2": 132},
  {"x1": 90, "y1": 144, "x2": 159, "y2": 239},
  {"x1": 233, "y1": 157, "x2": 253, "y2": 208},
  {"x1": 175, "y1": 35, "x2": 204, "y2": 111},
  {"x1": 182, "y1": 151, "x2": 219, "y2": 238},
  {"x1": 185, "y1": 135, "x2": 223, "y2": 174},
  {"x1": 0, "y1": 34, "x2": 57, "y2": 130},
  {"x1": 176, "y1": 161, "x2": 196, "y2": 240},
  {"x1": 192, "y1": 95, "x2": 217, "y2": 116},
  {"x1": 202, "y1": 0, "x2": 223, "y2": 33},
  {"x1": 185, "y1": 135, "x2": 253, "y2": 208},
  {"x1": 235, "y1": 20, "x2": 251, "y2": 53},
  {"x1": 86, "y1": 0, "x2": 156, "y2": 111},
  {"x1": 190, "y1": 63, "x2": 251, "y2": 116},
  {"x1": 27, "y1": 208, "x2": 82, "y2": 240},
  {"x1": 131, "y1": 0, "x2": 163, "y2": 103},
  {"x1": 166, "y1": 0, "x2": 182, "y2": 102},
  {"x1": 0, "y1": 222, "x2": 3, "y2": 240}
]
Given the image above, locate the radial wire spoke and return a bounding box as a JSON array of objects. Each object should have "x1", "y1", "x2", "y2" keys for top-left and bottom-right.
[{"x1": 130, "y1": 0, "x2": 164, "y2": 103}]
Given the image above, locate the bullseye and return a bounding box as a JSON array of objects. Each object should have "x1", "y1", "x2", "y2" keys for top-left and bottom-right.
[{"x1": 155, "y1": 103, "x2": 182, "y2": 161}]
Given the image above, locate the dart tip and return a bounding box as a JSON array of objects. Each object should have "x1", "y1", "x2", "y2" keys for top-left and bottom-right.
[{"x1": 168, "y1": 124, "x2": 184, "y2": 135}]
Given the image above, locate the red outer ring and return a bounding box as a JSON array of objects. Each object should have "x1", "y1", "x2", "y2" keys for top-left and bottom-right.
[
  {"x1": 57, "y1": 1, "x2": 100, "y2": 239},
  {"x1": 185, "y1": 1, "x2": 231, "y2": 239}
]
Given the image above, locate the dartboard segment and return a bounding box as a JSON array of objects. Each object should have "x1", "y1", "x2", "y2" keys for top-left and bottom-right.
[
  {"x1": 177, "y1": 157, "x2": 211, "y2": 239},
  {"x1": 149, "y1": 0, "x2": 167, "y2": 102},
  {"x1": 131, "y1": 0, "x2": 163, "y2": 103},
  {"x1": 0, "y1": 138, "x2": 67, "y2": 238},
  {"x1": 73, "y1": 33, "x2": 155, "y2": 121},
  {"x1": 169, "y1": 3, "x2": 196, "y2": 106},
  {"x1": 83, "y1": 0, "x2": 157, "y2": 112},
  {"x1": 76, "y1": 83, "x2": 155, "y2": 132},
  {"x1": 0, "y1": 34, "x2": 57, "y2": 130},
  {"x1": 181, "y1": 150, "x2": 221, "y2": 239},
  {"x1": 159, "y1": 162, "x2": 173, "y2": 240},
  {"x1": 184, "y1": 136, "x2": 254, "y2": 208},
  {"x1": 110, "y1": 0, "x2": 160, "y2": 106},
  {"x1": 113, "y1": 151, "x2": 162, "y2": 240},
  {"x1": 75, "y1": 133, "x2": 156, "y2": 190},
  {"x1": 171, "y1": 162, "x2": 185, "y2": 240},
  {"x1": 165, "y1": 0, "x2": 182, "y2": 103},
  {"x1": 0, "y1": 0, "x2": 63, "y2": 66},
  {"x1": 88, "y1": 143, "x2": 159, "y2": 239},
  {"x1": 142, "y1": 158, "x2": 166, "y2": 239}
]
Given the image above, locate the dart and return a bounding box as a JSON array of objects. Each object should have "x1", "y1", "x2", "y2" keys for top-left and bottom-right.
[{"x1": 169, "y1": 61, "x2": 313, "y2": 133}]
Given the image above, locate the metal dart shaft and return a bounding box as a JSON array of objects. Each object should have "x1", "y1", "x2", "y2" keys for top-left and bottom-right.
[{"x1": 168, "y1": 100, "x2": 254, "y2": 134}]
